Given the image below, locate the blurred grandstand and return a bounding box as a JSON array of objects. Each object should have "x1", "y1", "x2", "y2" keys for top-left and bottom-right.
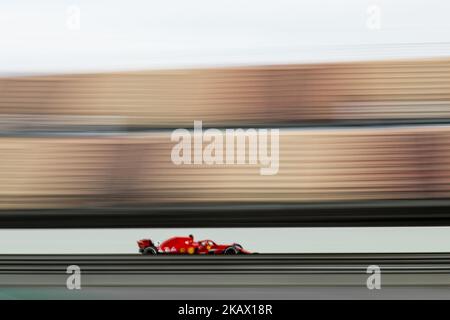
[{"x1": 1, "y1": 58, "x2": 450, "y2": 227}]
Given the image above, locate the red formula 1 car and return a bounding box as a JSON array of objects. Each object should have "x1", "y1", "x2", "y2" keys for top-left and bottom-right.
[{"x1": 137, "y1": 234, "x2": 252, "y2": 255}]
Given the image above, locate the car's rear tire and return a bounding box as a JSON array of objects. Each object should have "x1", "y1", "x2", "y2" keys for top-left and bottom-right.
[
  {"x1": 143, "y1": 246, "x2": 158, "y2": 255},
  {"x1": 224, "y1": 246, "x2": 238, "y2": 255}
]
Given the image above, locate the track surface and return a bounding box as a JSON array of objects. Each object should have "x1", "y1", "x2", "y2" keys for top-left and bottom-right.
[{"x1": 0, "y1": 253, "x2": 449, "y2": 287}]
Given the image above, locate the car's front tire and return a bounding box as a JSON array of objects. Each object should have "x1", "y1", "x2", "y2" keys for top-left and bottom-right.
[{"x1": 224, "y1": 246, "x2": 238, "y2": 255}]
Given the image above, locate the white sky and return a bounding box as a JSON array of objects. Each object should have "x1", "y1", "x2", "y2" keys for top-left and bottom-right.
[{"x1": 0, "y1": 0, "x2": 449, "y2": 75}]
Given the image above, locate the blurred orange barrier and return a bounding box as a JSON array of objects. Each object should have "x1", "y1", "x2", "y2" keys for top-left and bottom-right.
[
  {"x1": 0, "y1": 125, "x2": 449, "y2": 209},
  {"x1": 1, "y1": 58, "x2": 450, "y2": 127}
]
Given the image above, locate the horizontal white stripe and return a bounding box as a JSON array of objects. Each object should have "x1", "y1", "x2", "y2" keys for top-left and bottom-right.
[{"x1": 0, "y1": 227, "x2": 449, "y2": 254}]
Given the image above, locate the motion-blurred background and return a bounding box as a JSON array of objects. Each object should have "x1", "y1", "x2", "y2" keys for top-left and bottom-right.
[
  {"x1": 2, "y1": 59, "x2": 450, "y2": 208},
  {"x1": 1, "y1": 0, "x2": 450, "y2": 229}
]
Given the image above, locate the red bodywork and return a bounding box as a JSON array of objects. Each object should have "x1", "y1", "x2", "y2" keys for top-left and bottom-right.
[{"x1": 137, "y1": 236, "x2": 252, "y2": 255}]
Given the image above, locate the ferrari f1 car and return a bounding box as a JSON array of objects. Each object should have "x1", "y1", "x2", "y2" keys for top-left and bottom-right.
[{"x1": 137, "y1": 234, "x2": 252, "y2": 255}]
